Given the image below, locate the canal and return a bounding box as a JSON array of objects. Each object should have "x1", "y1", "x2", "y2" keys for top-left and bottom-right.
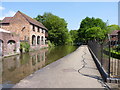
[{"x1": 0, "y1": 45, "x2": 78, "y2": 88}]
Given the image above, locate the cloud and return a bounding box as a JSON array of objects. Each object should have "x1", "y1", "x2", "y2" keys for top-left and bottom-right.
[
  {"x1": 0, "y1": 5, "x2": 16, "y2": 20},
  {"x1": 0, "y1": 10, "x2": 16, "y2": 20},
  {"x1": 0, "y1": 6, "x2": 5, "y2": 11},
  {"x1": 6, "y1": 10, "x2": 16, "y2": 17}
]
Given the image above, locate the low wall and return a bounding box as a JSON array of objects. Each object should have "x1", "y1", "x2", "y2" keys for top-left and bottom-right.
[
  {"x1": 30, "y1": 44, "x2": 48, "y2": 51},
  {"x1": 0, "y1": 32, "x2": 20, "y2": 57}
]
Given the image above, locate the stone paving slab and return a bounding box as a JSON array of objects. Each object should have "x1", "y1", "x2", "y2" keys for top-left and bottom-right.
[{"x1": 13, "y1": 45, "x2": 105, "y2": 88}]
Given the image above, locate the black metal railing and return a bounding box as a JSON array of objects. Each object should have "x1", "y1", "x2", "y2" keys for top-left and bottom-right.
[{"x1": 88, "y1": 35, "x2": 120, "y2": 81}]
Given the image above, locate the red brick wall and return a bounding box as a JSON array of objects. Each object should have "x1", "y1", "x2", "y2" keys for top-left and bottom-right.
[
  {"x1": 118, "y1": 32, "x2": 120, "y2": 44},
  {"x1": 1, "y1": 12, "x2": 30, "y2": 41},
  {"x1": 0, "y1": 32, "x2": 20, "y2": 56},
  {"x1": 1, "y1": 12, "x2": 48, "y2": 50}
]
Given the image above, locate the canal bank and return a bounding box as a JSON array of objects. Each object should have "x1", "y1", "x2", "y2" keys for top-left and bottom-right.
[
  {"x1": 1, "y1": 45, "x2": 78, "y2": 88},
  {"x1": 13, "y1": 45, "x2": 105, "y2": 88}
]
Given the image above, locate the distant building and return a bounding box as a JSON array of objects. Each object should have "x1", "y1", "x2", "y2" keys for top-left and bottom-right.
[
  {"x1": 118, "y1": 31, "x2": 120, "y2": 44},
  {"x1": 0, "y1": 28, "x2": 20, "y2": 57},
  {"x1": 0, "y1": 11, "x2": 48, "y2": 51},
  {"x1": 110, "y1": 30, "x2": 120, "y2": 45}
]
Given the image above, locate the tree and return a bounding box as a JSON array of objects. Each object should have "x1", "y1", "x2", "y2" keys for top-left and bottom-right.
[
  {"x1": 78, "y1": 17, "x2": 107, "y2": 42},
  {"x1": 69, "y1": 30, "x2": 78, "y2": 43},
  {"x1": 35, "y1": 13, "x2": 70, "y2": 45},
  {"x1": 85, "y1": 27, "x2": 106, "y2": 40},
  {"x1": 107, "y1": 24, "x2": 120, "y2": 33}
]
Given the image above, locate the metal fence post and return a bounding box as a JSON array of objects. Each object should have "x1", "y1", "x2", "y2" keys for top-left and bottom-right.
[
  {"x1": 108, "y1": 40, "x2": 111, "y2": 77},
  {"x1": 101, "y1": 44, "x2": 103, "y2": 66}
]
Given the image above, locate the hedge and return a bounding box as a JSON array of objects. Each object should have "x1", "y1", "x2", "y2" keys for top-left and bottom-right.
[{"x1": 103, "y1": 50, "x2": 120, "y2": 59}]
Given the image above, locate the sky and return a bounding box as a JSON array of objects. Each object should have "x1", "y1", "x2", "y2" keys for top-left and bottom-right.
[{"x1": 0, "y1": 1, "x2": 118, "y2": 30}]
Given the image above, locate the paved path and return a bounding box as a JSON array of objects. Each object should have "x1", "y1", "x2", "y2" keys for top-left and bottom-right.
[{"x1": 14, "y1": 45, "x2": 104, "y2": 88}]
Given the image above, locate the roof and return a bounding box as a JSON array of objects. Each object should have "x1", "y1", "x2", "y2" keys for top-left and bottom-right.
[
  {"x1": 1, "y1": 11, "x2": 48, "y2": 30},
  {"x1": 1, "y1": 17, "x2": 12, "y2": 23},
  {"x1": 17, "y1": 11, "x2": 48, "y2": 30},
  {"x1": 110, "y1": 30, "x2": 120, "y2": 35},
  {"x1": 110, "y1": 37, "x2": 118, "y2": 41},
  {"x1": 0, "y1": 28, "x2": 11, "y2": 33},
  {"x1": 118, "y1": 30, "x2": 120, "y2": 33}
]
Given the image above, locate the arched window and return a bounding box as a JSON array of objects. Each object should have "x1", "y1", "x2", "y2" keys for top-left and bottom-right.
[
  {"x1": 37, "y1": 36, "x2": 40, "y2": 45},
  {"x1": 0, "y1": 40, "x2": 3, "y2": 43},
  {"x1": 32, "y1": 35, "x2": 36, "y2": 46},
  {"x1": 41, "y1": 36, "x2": 44, "y2": 45},
  {"x1": 7, "y1": 40, "x2": 15, "y2": 44},
  {"x1": 7, "y1": 40, "x2": 16, "y2": 53}
]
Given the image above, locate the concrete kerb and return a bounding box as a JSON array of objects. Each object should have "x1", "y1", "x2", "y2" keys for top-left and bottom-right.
[
  {"x1": 88, "y1": 46, "x2": 120, "y2": 89},
  {"x1": 88, "y1": 46, "x2": 108, "y2": 82}
]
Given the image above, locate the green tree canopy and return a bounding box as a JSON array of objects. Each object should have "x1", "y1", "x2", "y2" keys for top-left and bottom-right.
[
  {"x1": 107, "y1": 24, "x2": 120, "y2": 33},
  {"x1": 69, "y1": 30, "x2": 78, "y2": 43},
  {"x1": 78, "y1": 17, "x2": 107, "y2": 42},
  {"x1": 35, "y1": 13, "x2": 71, "y2": 45},
  {"x1": 85, "y1": 27, "x2": 106, "y2": 40}
]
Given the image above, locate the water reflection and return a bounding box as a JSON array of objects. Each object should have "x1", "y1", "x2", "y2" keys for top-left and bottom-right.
[
  {"x1": 45, "y1": 45, "x2": 78, "y2": 65},
  {"x1": 2, "y1": 49, "x2": 47, "y2": 84},
  {"x1": 1, "y1": 45, "x2": 78, "y2": 87}
]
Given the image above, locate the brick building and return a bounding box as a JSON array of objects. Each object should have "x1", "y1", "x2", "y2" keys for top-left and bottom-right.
[
  {"x1": 110, "y1": 30, "x2": 120, "y2": 45},
  {"x1": 0, "y1": 11, "x2": 48, "y2": 51},
  {"x1": 118, "y1": 31, "x2": 120, "y2": 44},
  {"x1": 0, "y1": 28, "x2": 20, "y2": 57}
]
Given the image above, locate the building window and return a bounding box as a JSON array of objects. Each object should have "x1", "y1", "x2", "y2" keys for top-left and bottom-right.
[
  {"x1": 7, "y1": 40, "x2": 16, "y2": 53},
  {"x1": 42, "y1": 29, "x2": 44, "y2": 33},
  {"x1": 37, "y1": 27, "x2": 39, "y2": 32},
  {"x1": 41, "y1": 36, "x2": 44, "y2": 45},
  {"x1": 24, "y1": 36, "x2": 26, "y2": 40},
  {"x1": 32, "y1": 35, "x2": 36, "y2": 46},
  {"x1": 7, "y1": 40, "x2": 15, "y2": 44},
  {"x1": 37, "y1": 36, "x2": 40, "y2": 45},
  {"x1": 27, "y1": 37, "x2": 29, "y2": 41},
  {"x1": 33, "y1": 25, "x2": 35, "y2": 31}
]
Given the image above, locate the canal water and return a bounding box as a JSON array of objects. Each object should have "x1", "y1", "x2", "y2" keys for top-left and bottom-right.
[{"x1": 0, "y1": 45, "x2": 78, "y2": 88}]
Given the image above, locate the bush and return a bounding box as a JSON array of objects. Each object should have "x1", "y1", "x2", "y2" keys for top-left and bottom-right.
[
  {"x1": 103, "y1": 49, "x2": 120, "y2": 59},
  {"x1": 48, "y1": 40, "x2": 55, "y2": 47},
  {"x1": 111, "y1": 50, "x2": 120, "y2": 59},
  {"x1": 20, "y1": 42, "x2": 30, "y2": 52}
]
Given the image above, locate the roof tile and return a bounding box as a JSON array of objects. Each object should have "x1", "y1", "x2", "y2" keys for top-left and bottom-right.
[
  {"x1": 110, "y1": 30, "x2": 120, "y2": 35},
  {"x1": 18, "y1": 11, "x2": 48, "y2": 30},
  {"x1": 2, "y1": 17, "x2": 12, "y2": 23},
  {"x1": 1, "y1": 11, "x2": 48, "y2": 30}
]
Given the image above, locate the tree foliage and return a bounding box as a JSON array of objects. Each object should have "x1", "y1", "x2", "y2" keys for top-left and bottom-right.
[
  {"x1": 35, "y1": 13, "x2": 71, "y2": 45},
  {"x1": 78, "y1": 17, "x2": 107, "y2": 42},
  {"x1": 20, "y1": 42, "x2": 30, "y2": 52},
  {"x1": 85, "y1": 27, "x2": 106, "y2": 40},
  {"x1": 107, "y1": 24, "x2": 120, "y2": 33},
  {"x1": 69, "y1": 30, "x2": 78, "y2": 43}
]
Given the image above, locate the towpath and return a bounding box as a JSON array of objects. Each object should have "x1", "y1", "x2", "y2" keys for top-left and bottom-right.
[{"x1": 14, "y1": 45, "x2": 105, "y2": 88}]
